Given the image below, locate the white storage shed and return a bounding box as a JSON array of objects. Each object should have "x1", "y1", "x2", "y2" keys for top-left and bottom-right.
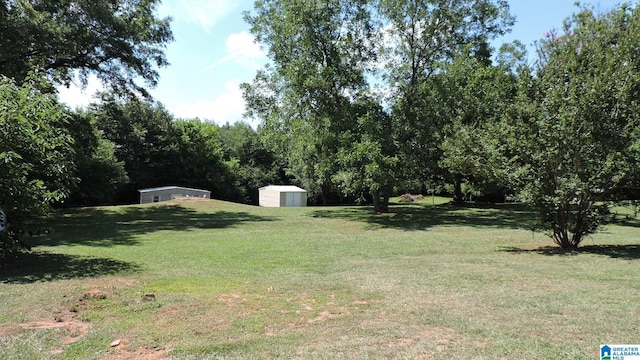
[
  {"x1": 259, "y1": 185, "x2": 307, "y2": 207},
  {"x1": 138, "y1": 186, "x2": 211, "y2": 204}
]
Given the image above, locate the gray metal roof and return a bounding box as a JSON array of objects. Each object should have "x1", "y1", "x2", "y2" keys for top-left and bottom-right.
[
  {"x1": 259, "y1": 185, "x2": 307, "y2": 193},
  {"x1": 138, "y1": 186, "x2": 211, "y2": 193}
]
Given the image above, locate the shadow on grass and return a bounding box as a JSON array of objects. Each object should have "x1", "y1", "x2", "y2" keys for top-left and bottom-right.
[
  {"x1": 311, "y1": 202, "x2": 537, "y2": 231},
  {"x1": 31, "y1": 204, "x2": 276, "y2": 247},
  {"x1": 500, "y1": 245, "x2": 640, "y2": 260},
  {"x1": 0, "y1": 252, "x2": 141, "y2": 284},
  {"x1": 606, "y1": 216, "x2": 640, "y2": 228}
]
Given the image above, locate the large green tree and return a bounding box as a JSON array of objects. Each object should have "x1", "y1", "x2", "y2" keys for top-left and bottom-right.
[
  {"x1": 244, "y1": 0, "x2": 516, "y2": 211},
  {"x1": 379, "y1": 0, "x2": 514, "y2": 194},
  {"x1": 92, "y1": 95, "x2": 176, "y2": 203},
  {"x1": 219, "y1": 122, "x2": 288, "y2": 204},
  {"x1": 495, "y1": 4, "x2": 640, "y2": 248},
  {"x1": 170, "y1": 119, "x2": 237, "y2": 201},
  {"x1": 243, "y1": 0, "x2": 375, "y2": 205},
  {"x1": 435, "y1": 45, "x2": 522, "y2": 203},
  {"x1": 333, "y1": 96, "x2": 399, "y2": 212},
  {"x1": 92, "y1": 95, "x2": 235, "y2": 204},
  {"x1": 0, "y1": 76, "x2": 75, "y2": 257},
  {"x1": 64, "y1": 110, "x2": 128, "y2": 206},
  {"x1": 0, "y1": 0, "x2": 172, "y2": 95}
]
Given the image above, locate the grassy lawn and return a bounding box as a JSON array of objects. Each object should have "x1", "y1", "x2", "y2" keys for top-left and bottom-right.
[{"x1": 1, "y1": 199, "x2": 639, "y2": 359}]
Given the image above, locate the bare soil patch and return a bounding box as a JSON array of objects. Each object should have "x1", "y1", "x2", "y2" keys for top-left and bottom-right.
[
  {"x1": 0, "y1": 306, "x2": 93, "y2": 354},
  {"x1": 106, "y1": 338, "x2": 171, "y2": 360}
]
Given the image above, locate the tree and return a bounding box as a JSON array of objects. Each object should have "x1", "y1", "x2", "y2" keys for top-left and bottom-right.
[
  {"x1": 92, "y1": 95, "x2": 177, "y2": 203},
  {"x1": 64, "y1": 110, "x2": 128, "y2": 206},
  {"x1": 219, "y1": 122, "x2": 288, "y2": 204},
  {"x1": 170, "y1": 119, "x2": 237, "y2": 201},
  {"x1": 0, "y1": 75, "x2": 75, "y2": 257},
  {"x1": 378, "y1": 0, "x2": 514, "y2": 195},
  {"x1": 91, "y1": 95, "x2": 237, "y2": 203},
  {"x1": 0, "y1": 0, "x2": 173, "y2": 95},
  {"x1": 495, "y1": 4, "x2": 640, "y2": 248},
  {"x1": 436, "y1": 45, "x2": 521, "y2": 203},
  {"x1": 333, "y1": 96, "x2": 399, "y2": 212},
  {"x1": 243, "y1": 0, "x2": 375, "y2": 205}
]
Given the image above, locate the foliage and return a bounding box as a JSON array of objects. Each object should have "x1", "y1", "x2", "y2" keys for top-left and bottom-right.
[
  {"x1": 435, "y1": 45, "x2": 521, "y2": 203},
  {"x1": 334, "y1": 97, "x2": 399, "y2": 212},
  {"x1": 243, "y1": 0, "x2": 374, "y2": 205},
  {"x1": 244, "y1": 0, "x2": 517, "y2": 210},
  {"x1": 495, "y1": 4, "x2": 640, "y2": 248},
  {"x1": 64, "y1": 111, "x2": 128, "y2": 206},
  {"x1": 379, "y1": 0, "x2": 514, "y2": 194},
  {"x1": 91, "y1": 95, "x2": 176, "y2": 202},
  {"x1": 91, "y1": 96, "x2": 236, "y2": 203},
  {"x1": 219, "y1": 122, "x2": 288, "y2": 204},
  {"x1": 0, "y1": 0, "x2": 173, "y2": 96},
  {"x1": 170, "y1": 119, "x2": 239, "y2": 201},
  {"x1": 0, "y1": 75, "x2": 75, "y2": 257}
]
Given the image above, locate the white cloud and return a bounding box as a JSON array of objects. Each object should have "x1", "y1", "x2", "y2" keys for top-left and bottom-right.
[
  {"x1": 226, "y1": 31, "x2": 264, "y2": 59},
  {"x1": 201, "y1": 31, "x2": 266, "y2": 72},
  {"x1": 178, "y1": 0, "x2": 238, "y2": 31},
  {"x1": 56, "y1": 75, "x2": 102, "y2": 109},
  {"x1": 172, "y1": 80, "x2": 254, "y2": 126}
]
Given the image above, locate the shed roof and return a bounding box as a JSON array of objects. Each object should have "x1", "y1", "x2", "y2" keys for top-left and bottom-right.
[
  {"x1": 138, "y1": 186, "x2": 210, "y2": 193},
  {"x1": 259, "y1": 185, "x2": 307, "y2": 193}
]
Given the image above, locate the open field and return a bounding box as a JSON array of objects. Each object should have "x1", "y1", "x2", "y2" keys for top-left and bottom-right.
[{"x1": 1, "y1": 199, "x2": 639, "y2": 359}]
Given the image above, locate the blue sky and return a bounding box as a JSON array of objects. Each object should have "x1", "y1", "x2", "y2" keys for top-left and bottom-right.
[{"x1": 58, "y1": 0, "x2": 621, "y2": 126}]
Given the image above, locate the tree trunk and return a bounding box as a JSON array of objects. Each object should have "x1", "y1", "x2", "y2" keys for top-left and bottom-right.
[
  {"x1": 321, "y1": 182, "x2": 329, "y2": 206},
  {"x1": 371, "y1": 190, "x2": 381, "y2": 213},
  {"x1": 452, "y1": 174, "x2": 464, "y2": 205},
  {"x1": 380, "y1": 188, "x2": 391, "y2": 213},
  {"x1": 553, "y1": 204, "x2": 579, "y2": 249}
]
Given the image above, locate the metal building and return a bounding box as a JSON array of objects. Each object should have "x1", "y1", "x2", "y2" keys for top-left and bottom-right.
[
  {"x1": 138, "y1": 186, "x2": 211, "y2": 204},
  {"x1": 258, "y1": 185, "x2": 307, "y2": 207}
]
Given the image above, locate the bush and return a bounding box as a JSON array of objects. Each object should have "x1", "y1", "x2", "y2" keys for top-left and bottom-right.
[{"x1": 0, "y1": 76, "x2": 75, "y2": 257}]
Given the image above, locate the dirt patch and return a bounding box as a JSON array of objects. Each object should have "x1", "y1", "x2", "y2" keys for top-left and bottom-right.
[
  {"x1": 0, "y1": 287, "x2": 115, "y2": 352},
  {"x1": 83, "y1": 289, "x2": 108, "y2": 300},
  {"x1": 71, "y1": 288, "x2": 111, "y2": 312},
  {"x1": 0, "y1": 307, "x2": 93, "y2": 354},
  {"x1": 154, "y1": 303, "x2": 231, "y2": 333},
  {"x1": 1, "y1": 278, "x2": 144, "y2": 356},
  {"x1": 106, "y1": 341, "x2": 171, "y2": 360},
  {"x1": 307, "y1": 307, "x2": 350, "y2": 323},
  {"x1": 19, "y1": 308, "x2": 90, "y2": 335},
  {"x1": 386, "y1": 338, "x2": 415, "y2": 348},
  {"x1": 383, "y1": 325, "x2": 455, "y2": 351},
  {"x1": 420, "y1": 325, "x2": 456, "y2": 350},
  {"x1": 215, "y1": 293, "x2": 261, "y2": 317},
  {"x1": 216, "y1": 293, "x2": 244, "y2": 307}
]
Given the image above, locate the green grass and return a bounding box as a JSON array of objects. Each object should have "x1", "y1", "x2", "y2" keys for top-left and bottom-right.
[{"x1": 1, "y1": 199, "x2": 639, "y2": 359}]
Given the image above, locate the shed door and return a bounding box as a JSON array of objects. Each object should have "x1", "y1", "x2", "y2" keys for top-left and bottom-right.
[
  {"x1": 289, "y1": 193, "x2": 302, "y2": 207},
  {"x1": 285, "y1": 193, "x2": 295, "y2": 207}
]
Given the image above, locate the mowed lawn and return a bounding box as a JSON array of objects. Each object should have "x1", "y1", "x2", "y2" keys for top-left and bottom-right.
[{"x1": 1, "y1": 199, "x2": 639, "y2": 359}]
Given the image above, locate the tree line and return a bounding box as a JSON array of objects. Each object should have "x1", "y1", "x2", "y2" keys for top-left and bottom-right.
[
  {"x1": 0, "y1": 78, "x2": 289, "y2": 257},
  {"x1": 242, "y1": 0, "x2": 640, "y2": 248},
  {"x1": 1, "y1": 0, "x2": 640, "y2": 258},
  {"x1": 0, "y1": 0, "x2": 289, "y2": 258}
]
